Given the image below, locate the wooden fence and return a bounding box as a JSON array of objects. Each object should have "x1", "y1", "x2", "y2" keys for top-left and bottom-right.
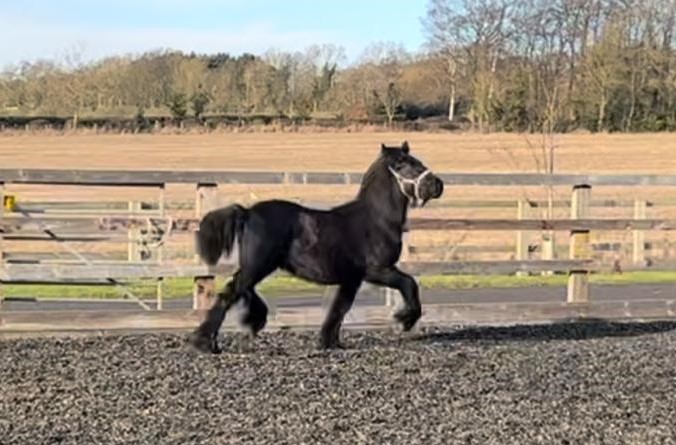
[{"x1": 3, "y1": 168, "x2": 676, "y2": 332}]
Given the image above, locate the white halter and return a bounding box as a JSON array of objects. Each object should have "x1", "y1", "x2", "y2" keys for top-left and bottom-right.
[{"x1": 388, "y1": 166, "x2": 432, "y2": 207}]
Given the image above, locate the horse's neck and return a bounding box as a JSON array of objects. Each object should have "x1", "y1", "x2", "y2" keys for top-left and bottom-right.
[{"x1": 357, "y1": 177, "x2": 409, "y2": 231}]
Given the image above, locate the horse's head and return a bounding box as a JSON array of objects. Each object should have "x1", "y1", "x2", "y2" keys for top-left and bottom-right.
[{"x1": 380, "y1": 141, "x2": 444, "y2": 208}]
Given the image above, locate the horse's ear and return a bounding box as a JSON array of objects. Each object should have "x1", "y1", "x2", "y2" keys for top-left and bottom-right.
[
  {"x1": 380, "y1": 143, "x2": 389, "y2": 155},
  {"x1": 401, "y1": 141, "x2": 410, "y2": 154}
]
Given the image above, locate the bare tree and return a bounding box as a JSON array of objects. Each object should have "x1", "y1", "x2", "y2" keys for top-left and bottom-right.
[
  {"x1": 359, "y1": 42, "x2": 408, "y2": 125},
  {"x1": 423, "y1": 0, "x2": 515, "y2": 129},
  {"x1": 422, "y1": 0, "x2": 465, "y2": 121}
]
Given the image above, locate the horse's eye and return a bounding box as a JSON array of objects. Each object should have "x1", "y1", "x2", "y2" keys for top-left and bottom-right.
[{"x1": 395, "y1": 157, "x2": 408, "y2": 168}]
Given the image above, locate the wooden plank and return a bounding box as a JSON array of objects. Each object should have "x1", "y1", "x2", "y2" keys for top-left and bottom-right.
[
  {"x1": 14, "y1": 201, "x2": 130, "y2": 211},
  {"x1": 0, "y1": 260, "x2": 592, "y2": 283},
  {"x1": 237, "y1": 199, "x2": 652, "y2": 211},
  {"x1": 15, "y1": 207, "x2": 161, "y2": 216},
  {"x1": 13, "y1": 256, "x2": 676, "y2": 285},
  {"x1": 0, "y1": 169, "x2": 286, "y2": 186},
  {"x1": 0, "y1": 216, "x2": 198, "y2": 234},
  {"x1": 19, "y1": 197, "x2": 658, "y2": 213},
  {"x1": 8, "y1": 216, "x2": 676, "y2": 235},
  {"x1": 0, "y1": 263, "x2": 237, "y2": 282},
  {"x1": 1, "y1": 280, "x2": 119, "y2": 286},
  {"x1": 2, "y1": 234, "x2": 122, "y2": 242},
  {"x1": 428, "y1": 199, "x2": 646, "y2": 209},
  {"x1": 409, "y1": 241, "x2": 658, "y2": 256},
  {"x1": 417, "y1": 299, "x2": 676, "y2": 325},
  {"x1": 401, "y1": 260, "x2": 592, "y2": 276},
  {"x1": 4, "y1": 252, "x2": 112, "y2": 263},
  {"x1": 4, "y1": 169, "x2": 676, "y2": 187},
  {"x1": 409, "y1": 245, "x2": 515, "y2": 255},
  {"x1": 408, "y1": 218, "x2": 676, "y2": 231},
  {"x1": 2, "y1": 212, "x2": 169, "y2": 221},
  {"x1": 3, "y1": 299, "x2": 676, "y2": 334},
  {"x1": 286, "y1": 172, "x2": 352, "y2": 185},
  {"x1": 437, "y1": 173, "x2": 676, "y2": 187}
]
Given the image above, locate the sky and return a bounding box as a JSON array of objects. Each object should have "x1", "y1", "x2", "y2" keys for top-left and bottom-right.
[{"x1": 0, "y1": 0, "x2": 429, "y2": 68}]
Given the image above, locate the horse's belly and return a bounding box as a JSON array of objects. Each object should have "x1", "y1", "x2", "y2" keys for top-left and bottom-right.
[{"x1": 283, "y1": 238, "x2": 363, "y2": 285}]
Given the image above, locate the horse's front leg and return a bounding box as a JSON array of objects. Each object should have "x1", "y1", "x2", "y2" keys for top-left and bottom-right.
[
  {"x1": 320, "y1": 278, "x2": 362, "y2": 349},
  {"x1": 365, "y1": 266, "x2": 421, "y2": 331}
]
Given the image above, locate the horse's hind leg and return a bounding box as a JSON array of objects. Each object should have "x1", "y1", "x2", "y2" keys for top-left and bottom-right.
[
  {"x1": 240, "y1": 288, "x2": 269, "y2": 336},
  {"x1": 231, "y1": 223, "x2": 282, "y2": 337},
  {"x1": 189, "y1": 220, "x2": 279, "y2": 353},
  {"x1": 320, "y1": 278, "x2": 362, "y2": 349},
  {"x1": 189, "y1": 270, "x2": 271, "y2": 353},
  {"x1": 189, "y1": 277, "x2": 240, "y2": 354}
]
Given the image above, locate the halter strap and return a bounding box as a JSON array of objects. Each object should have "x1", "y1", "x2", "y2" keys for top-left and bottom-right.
[{"x1": 388, "y1": 167, "x2": 432, "y2": 206}]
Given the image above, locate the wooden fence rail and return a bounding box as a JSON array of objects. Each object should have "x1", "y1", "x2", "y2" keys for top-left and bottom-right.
[
  {"x1": 5, "y1": 168, "x2": 676, "y2": 187},
  {"x1": 3, "y1": 168, "x2": 676, "y2": 325},
  {"x1": 7, "y1": 216, "x2": 676, "y2": 234}
]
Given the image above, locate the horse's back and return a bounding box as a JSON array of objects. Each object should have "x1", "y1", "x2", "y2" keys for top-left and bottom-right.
[{"x1": 245, "y1": 199, "x2": 366, "y2": 284}]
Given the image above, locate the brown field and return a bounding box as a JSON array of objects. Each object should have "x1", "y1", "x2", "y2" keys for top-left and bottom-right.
[
  {"x1": 3, "y1": 131, "x2": 676, "y2": 172},
  {"x1": 2, "y1": 131, "x2": 676, "y2": 264}
]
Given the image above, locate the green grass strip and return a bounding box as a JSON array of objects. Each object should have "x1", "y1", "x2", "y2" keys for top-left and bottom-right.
[{"x1": 2, "y1": 271, "x2": 675, "y2": 301}]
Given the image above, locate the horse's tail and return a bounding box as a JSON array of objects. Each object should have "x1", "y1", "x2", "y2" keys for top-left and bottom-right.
[{"x1": 196, "y1": 204, "x2": 248, "y2": 266}]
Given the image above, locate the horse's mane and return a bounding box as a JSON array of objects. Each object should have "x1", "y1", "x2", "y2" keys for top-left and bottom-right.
[
  {"x1": 347, "y1": 150, "x2": 408, "y2": 227},
  {"x1": 357, "y1": 154, "x2": 390, "y2": 200}
]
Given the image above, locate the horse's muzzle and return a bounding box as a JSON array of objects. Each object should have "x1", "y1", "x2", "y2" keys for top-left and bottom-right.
[
  {"x1": 417, "y1": 174, "x2": 444, "y2": 206},
  {"x1": 431, "y1": 176, "x2": 444, "y2": 199}
]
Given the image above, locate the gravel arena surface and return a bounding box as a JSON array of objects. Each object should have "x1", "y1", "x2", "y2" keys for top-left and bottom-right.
[{"x1": 2, "y1": 322, "x2": 676, "y2": 444}]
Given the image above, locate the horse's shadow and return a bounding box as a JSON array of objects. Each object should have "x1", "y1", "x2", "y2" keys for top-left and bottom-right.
[{"x1": 410, "y1": 319, "x2": 676, "y2": 345}]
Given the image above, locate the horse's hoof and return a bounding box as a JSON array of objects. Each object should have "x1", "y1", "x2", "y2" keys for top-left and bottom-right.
[
  {"x1": 187, "y1": 331, "x2": 213, "y2": 354},
  {"x1": 394, "y1": 309, "x2": 421, "y2": 332},
  {"x1": 249, "y1": 317, "x2": 268, "y2": 337},
  {"x1": 250, "y1": 323, "x2": 265, "y2": 337},
  {"x1": 318, "y1": 337, "x2": 346, "y2": 350},
  {"x1": 241, "y1": 316, "x2": 267, "y2": 337},
  {"x1": 209, "y1": 338, "x2": 222, "y2": 354}
]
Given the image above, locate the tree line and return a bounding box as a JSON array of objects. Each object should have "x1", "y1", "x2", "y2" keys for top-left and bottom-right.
[{"x1": 1, "y1": 0, "x2": 675, "y2": 133}]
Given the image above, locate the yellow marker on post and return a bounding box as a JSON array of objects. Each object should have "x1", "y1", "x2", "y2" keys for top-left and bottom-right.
[{"x1": 3, "y1": 195, "x2": 16, "y2": 212}]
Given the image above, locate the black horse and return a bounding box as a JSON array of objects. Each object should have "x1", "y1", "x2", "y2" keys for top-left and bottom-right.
[{"x1": 188, "y1": 141, "x2": 444, "y2": 353}]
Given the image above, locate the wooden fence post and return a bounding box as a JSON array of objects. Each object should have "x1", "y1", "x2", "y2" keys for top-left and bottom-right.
[
  {"x1": 633, "y1": 199, "x2": 647, "y2": 265},
  {"x1": 193, "y1": 183, "x2": 219, "y2": 311},
  {"x1": 127, "y1": 201, "x2": 141, "y2": 262},
  {"x1": 568, "y1": 184, "x2": 591, "y2": 304},
  {"x1": 541, "y1": 191, "x2": 555, "y2": 276},
  {"x1": 515, "y1": 199, "x2": 528, "y2": 276},
  {"x1": 156, "y1": 184, "x2": 166, "y2": 310},
  {"x1": 193, "y1": 276, "x2": 216, "y2": 317},
  {"x1": 193, "y1": 183, "x2": 219, "y2": 264},
  {"x1": 541, "y1": 235, "x2": 555, "y2": 275},
  {"x1": 0, "y1": 182, "x2": 5, "y2": 303}
]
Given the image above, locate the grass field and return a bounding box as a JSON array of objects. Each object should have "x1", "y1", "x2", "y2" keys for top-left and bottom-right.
[{"x1": 3, "y1": 131, "x2": 676, "y2": 297}]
